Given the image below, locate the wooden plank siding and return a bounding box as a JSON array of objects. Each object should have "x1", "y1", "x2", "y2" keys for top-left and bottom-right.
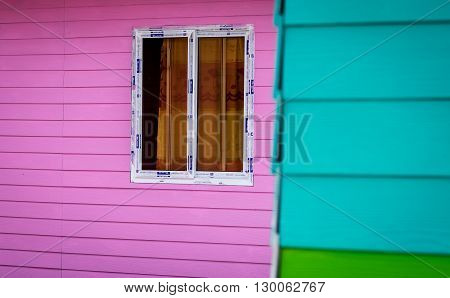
[
  {"x1": 0, "y1": 0, "x2": 276, "y2": 277},
  {"x1": 274, "y1": 0, "x2": 450, "y2": 277}
]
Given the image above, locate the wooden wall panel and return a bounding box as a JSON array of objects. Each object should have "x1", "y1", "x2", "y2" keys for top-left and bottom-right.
[
  {"x1": 283, "y1": 24, "x2": 450, "y2": 99},
  {"x1": 280, "y1": 177, "x2": 450, "y2": 254},
  {"x1": 0, "y1": 185, "x2": 273, "y2": 209},
  {"x1": 0, "y1": 0, "x2": 275, "y2": 278},
  {"x1": 274, "y1": 0, "x2": 450, "y2": 276}
]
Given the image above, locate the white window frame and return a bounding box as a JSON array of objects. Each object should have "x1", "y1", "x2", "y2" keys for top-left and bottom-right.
[{"x1": 131, "y1": 25, "x2": 254, "y2": 186}]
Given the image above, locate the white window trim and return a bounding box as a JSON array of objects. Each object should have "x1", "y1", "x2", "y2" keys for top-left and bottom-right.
[{"x1": 131, "y1": 25, "x2": 254, "y2": 186}]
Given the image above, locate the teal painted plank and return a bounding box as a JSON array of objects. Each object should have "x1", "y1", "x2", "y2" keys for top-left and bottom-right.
[
  {"x1": 281, "y1": 101, "x2": 450, "y2": 176},
  {"x1": 279, "y1": 177, "x2": 450, "y2": 254},
  {"x1": 282, "y1": 24, "x2": 450, "y2": 99},
  {"x1": 285, "y1": 0, "x2": 450, "y2": 25}
]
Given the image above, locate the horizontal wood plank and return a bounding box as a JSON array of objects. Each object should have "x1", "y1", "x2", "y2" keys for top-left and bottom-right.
[
  {"x1": 283, "y1": 24, "x2": 450, "y2": 99},
  {"x1": 0, "y1": 120, "x2": 62, "y2": 136},
  {"x1": 0, "y1": 152, "x2": 272, "y2": 176},
  {"x1": 0, "y1": 168, "x2": 275, "y2": 192},
  {"x1": 0, "y1": 201, "x2": 271, "y2": 227},
  {"x1": 0, "y1": 217, "x2": 271, "y2": 245},
  {"x1": 0, "y1": 55, "x2": 64, "y2": 71},
  {"x1": 282, "y1": 100, "x2": 450, "y2": 176},
  {"x1": 0, "y1": 136, "x2": 272, "y2": 156},
  {"x1": 280, "y1": 177, "x2": 450, "y2": 254},
  {"x1": 0, "y1": 0, "x2": 62, "y2": 10},
  {"x1": 0, "y1": 265, "x2": 61, "y2": 278},
  {"x1": 61, "y1": 270, "x2": 155, "y2": 277},
  {"x1": 0, "y1": 234, "x2": 271, "y2": 264},
  {"x1": 0, "y1": 185, "x2": 273, "y2": 209},
  {"x1": 66, "y1": 1, "x2": 272, "y2": 21},
  {"x1": 1, "y1": 0, "x2": 257, "y2": 10},
  {"x1": 0, "y1": 87, "x2": 63, "y2": 103},
  {"x1": 0, "y1": 22, "x2": 64, "y2": 39},
  {"x1": 65, "y1": 0, "x2": 268, "y2": 8},
  {"x1": 61, "y1": 253, "x2": 270, "y2": 277},
  {"x1": 0, "y1": 234, "x2": 62, "y2": 252},
  {"x1": 0, "y1": 7, "x2": 63, "y2": 23},
  {"x1": 0, "y1": 152, "x2": 62, "y2": 169},
  {"x1": 0, "y1": 250, "x2": 60, "y2": 269},
  {"x1": 0, "y1": 38, "x2": 65, "y2": 55},
  {"x1": 65, "y1": 16, "x2": 274, "y2": 39},
  {"x1": 284, "y1": 0, "x2": 450, "y2": 25},
  {"x1": 0, "y1": 70, "x2": 63, "y2": 87},
  {"x1": 0, "y1": 104, "x2": 62, "y2": 120}
]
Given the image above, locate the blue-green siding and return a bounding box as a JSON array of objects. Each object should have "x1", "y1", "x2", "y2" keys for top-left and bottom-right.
[
  {"x1": 273, "y1": 0, "x2": 450, "y2": 276},
  {"x1": 281, "y1": 177, "x2": 450, "y2": 254},
  {"x1": 283, "y1": 0, "x2": 450, "y2": 25},
  {"x1": 282, "y1": 101, "x2": 450, "y2": 176},
  {"x1": 282, "y1": 25, "x2": 450, "y2": 99}
]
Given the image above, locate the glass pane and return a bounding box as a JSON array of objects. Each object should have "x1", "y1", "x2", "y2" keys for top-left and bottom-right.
[
  {"x1": 141, "y1": 38, "x2": 188, "y2": 171},
  {"x1": 197, "y1": 37, "x2": 245, "y2": 172}
]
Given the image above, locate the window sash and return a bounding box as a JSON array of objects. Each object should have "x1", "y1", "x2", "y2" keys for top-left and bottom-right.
[
  {"x1": 132, "y1": 28, "x2": 195, "y2": 181},
  {"x1": 131, "y1": 25, "x2": 254, "y2": 186},
  {"x1": 194, "y1": 29, "x2": 253, "y2": 182}
]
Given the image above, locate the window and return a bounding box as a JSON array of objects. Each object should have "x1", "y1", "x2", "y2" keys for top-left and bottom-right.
[{"x1": 131, "y1": 25, "x2": 254, "y2": 185}]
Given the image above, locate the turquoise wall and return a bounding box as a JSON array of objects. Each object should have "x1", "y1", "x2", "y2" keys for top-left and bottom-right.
[{"x1": 273, "y1": 0, "x2": 450, "y2": 277}]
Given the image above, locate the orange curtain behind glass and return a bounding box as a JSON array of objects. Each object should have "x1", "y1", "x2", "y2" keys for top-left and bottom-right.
[
  {"x1": 197, "y1": 37, "x2": 245, "y2": 172},
  {"x1": 142, "y1": 38, "x2": 187, "y2": 171}
]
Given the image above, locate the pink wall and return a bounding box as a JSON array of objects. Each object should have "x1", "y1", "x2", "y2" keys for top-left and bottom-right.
[{"x1": 0, "y1": 0, "x2": 275, "y2": 277}]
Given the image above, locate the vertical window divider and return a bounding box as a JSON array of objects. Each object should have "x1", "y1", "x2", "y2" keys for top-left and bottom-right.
[
  {"x1": 189, "y1": 30, "x2": 197, "y2": 178},
  {"x1": 221, "y1": 38, "x2": 227, "y2": 172},
  {"x1": 166, "y1": 39, "x2": 172, "y2": 170}
]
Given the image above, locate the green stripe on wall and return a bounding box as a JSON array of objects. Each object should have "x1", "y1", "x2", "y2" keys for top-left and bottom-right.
[{"x1": 279, "y1": 248, "x2": 450, "y2": 277}]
